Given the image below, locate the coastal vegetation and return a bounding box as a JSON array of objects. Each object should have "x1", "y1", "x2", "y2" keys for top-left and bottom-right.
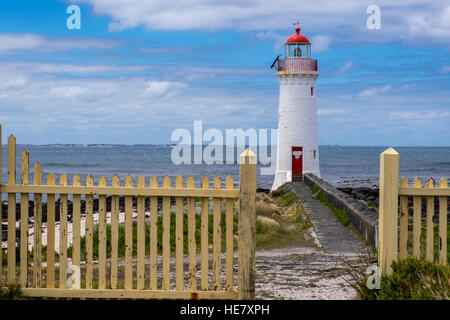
[{"x1": 346, "y1": 256, "x2": 449, "y2": 300}]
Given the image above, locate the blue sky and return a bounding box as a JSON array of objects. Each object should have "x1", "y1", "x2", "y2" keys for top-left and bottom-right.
[{"x1": 0, "y1": 0, "x2": 449, "y2": 145}]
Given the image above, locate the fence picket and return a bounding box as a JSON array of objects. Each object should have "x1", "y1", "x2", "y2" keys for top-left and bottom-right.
[
  {"x1": 187, "y1": 176, "x2": 197, "y2": 291},
  {"x1": 412, "y1": 177, "x2": 422, "y2": 258},
  {"x1": 72, "y1": 174, "x2": 81, "y2": 282},
  {"x1": 124, "y1": 175, "x2": 133, "y2": 290},
  {"x1": 137, "y1": 175, "x2": 146, "y2": 290},
  {"x1": 7, "y1": 135, "x2": 16, "y2": 282},
  {"x1": 46, "y1": 173, "x2": 56, "y2": 288},
  {"x1": 438, "y1": 178, "x2": 448, "y2": 265},
  {"x1": 0, "y1": 125, "x2": 2, "y2": 278},
  {"x1": 399, "y1": 177, "x2": 409, "y2": 259},
  {"x1": 162, "y1": 175, "x2": 171, "y2": 290},
  {"x1": 20, "y1": 150, "x2": 30, "y2": 287},
  {"x1": 225, "y1": 176, "x2": 234, "y2": 292},
  {"x1": 85, "y1": 175, "x2": 94, "y2": 289},
  {"x1": 59, "y1": 174, "x2": 68, "y2": 288},
  {"x1": 110, "y1": 175, "x2": 120, "y2": 289},
  {"x1": 149, "y1": 176, "x2": 158, "y2": 290},
  {"x1": 201, "y1": 176, "x2": 209, "y2": 291},
  {"x1": 213, "y1": 176, "x2": 222, "y2": 291},
  {"x1": 98, "y1": 176, "x2": 107, "y2": 289},
  {"x1": 426, "y1": 178, "x2": 435, "y2": 262},
  {"x1": 33, "y1": 162, "x2": 43, "y2": 288},
  {"x1": 175, "y1": 175, "x2": 184, "y2": 291}
]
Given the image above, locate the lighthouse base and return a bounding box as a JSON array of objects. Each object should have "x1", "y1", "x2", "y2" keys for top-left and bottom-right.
[{"x1": 271, "y1": 170, "x2": 321, "y2": 192}]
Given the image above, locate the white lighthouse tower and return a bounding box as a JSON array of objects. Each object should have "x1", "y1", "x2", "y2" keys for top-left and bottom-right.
[{"x1": 272, "y1": 24, "x2": 320, "y2": 191}]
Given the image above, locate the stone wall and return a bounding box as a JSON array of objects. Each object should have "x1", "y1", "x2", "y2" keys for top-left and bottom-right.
[{"x1": 304, "y1": 173, "x2": 378, "y2": 248}]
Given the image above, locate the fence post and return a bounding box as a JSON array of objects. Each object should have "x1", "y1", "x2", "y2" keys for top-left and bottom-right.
[
  {"x1": 238, "y1": 148, "x2": 257, "y2": 300},
  {"x1": 379, "y1": 147, "x2": 399, "y2": 275}
]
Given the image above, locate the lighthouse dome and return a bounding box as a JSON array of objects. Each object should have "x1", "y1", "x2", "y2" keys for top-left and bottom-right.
[{"x1": 286, "y1": 27, "x2": 310, "y2": 43}]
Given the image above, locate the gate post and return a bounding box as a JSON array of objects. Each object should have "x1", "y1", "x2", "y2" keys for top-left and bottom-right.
[
  {"x1": 379, "y1": 147, "x2": 399, "y2": 275},
  {"x1": 238, "y1": 148, "x2": 257, "y2": 300}
]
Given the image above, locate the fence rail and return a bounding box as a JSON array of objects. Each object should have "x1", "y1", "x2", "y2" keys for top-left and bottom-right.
[
  {"x1": 379, "y1": 147, "x2": 449, "y2": 275},
  {"x1": 0, "y1": 124, "x2": 257, "y2": 299}
]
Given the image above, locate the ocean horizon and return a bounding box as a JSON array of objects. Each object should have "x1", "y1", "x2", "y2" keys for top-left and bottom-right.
[{"x1": 2, "y1": 145, "x2": 449, "y2": 193}]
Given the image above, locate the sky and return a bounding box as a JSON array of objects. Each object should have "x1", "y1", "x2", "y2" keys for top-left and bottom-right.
[{"x1": 0, "y1": 0, "x2": 449, "y2": 146}]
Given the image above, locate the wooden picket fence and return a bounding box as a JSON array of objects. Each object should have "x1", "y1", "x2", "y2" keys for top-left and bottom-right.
[
  {"x1": 379, "y1": 147, "x2": 449, "y2": 275},
  {"x1": 0, "y1": 124, "x2": 257, "y2": 299}
]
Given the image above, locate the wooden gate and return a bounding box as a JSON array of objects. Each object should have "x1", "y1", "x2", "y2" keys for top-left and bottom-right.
[
  {"x1": 379, "y1": 147, "x2": 449, "y2": 275},
  {"x1": 0, "y1": 124, "x2": 257, "y2": 299}
]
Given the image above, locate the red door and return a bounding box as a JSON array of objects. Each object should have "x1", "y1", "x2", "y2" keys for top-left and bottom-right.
[{"x1": 292, "y1": 146, "x2": 303, "y2": 182}]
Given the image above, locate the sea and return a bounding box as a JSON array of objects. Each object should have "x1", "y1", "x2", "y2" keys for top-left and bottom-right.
[{"x1": 1, "y1": 145, "x2": 449, "y2": 193}]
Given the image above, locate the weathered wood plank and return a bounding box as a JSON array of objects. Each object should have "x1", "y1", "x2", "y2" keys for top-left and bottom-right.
[
  {"x1": 412, "y1": 177, "x2": 422, "y2": 258},
  {"x1": 438, "y1": 178, "x2": 448, "y2": 265},
  {"x1": 149, "y1": 176, "x2": 158, "y2": 290},
  {"x1": 85, "y1": 175, "x2": 94, "y2": 289},
  {"x1": 59, "y1": 174, "x2": 68, "y2": 288},
  {"x1": 72, "y1": 174, "x2": 81, "y2": 278},
  {"x1": 124, "y1": 175, "x2": 133, "y2": 290},
  {"x1": 162, "y1": 175, "x2": 171, "y2": 291},
  {"x1": 399, "y1": 177, "x2": 409, "y2": 259},
  {"x1": 46, "y1": 173, "x2": 56, "y2": 288},
  {"x1": 0, "y1": 185, "x2": 240, "y2": 198},
  {"x1": 213, "y1": 176, "x2": 222, "y2": 291},
  {"x1": 398, "y1": 187, "x2": 450, "y2": 196},
  {"x1": 225, "y1": 176, "x2": 234, "y2": 292},
  {"x1": 22, "y1": 288, "x2": 238, "y2": 300},
  {"x1": 0, "y1": 124, "x2": 2, "y2": 278},
  {"x1": 33, "y1": 162, "x2": 43, "y2": 288},
  {"x1": 98, "y1": 176, "x2": 107, "y2": 289},
  {"x1": 238, "y1": 149, "x2": 257, "y2": 300},
  {"x1": 425, "y1": 178, "x2": 435, "y2": 262},
  {"x1": 110, "y1": 174, "x2": 120, "y2": 289},
  {"x1": 187, "y1": 176, "x2": 197, "y2": 291},
  {"x1": 175, "y1": 175, "x2": 184, "y2": 291},
  {"x1": 7, "y1": 135, "x2": 16, "y2": 282},
  {"x1": 378, "y1": 148, "x2": 399, "y2": 276},
  {"x1": 201, "y1": 176, "x2": 209, "y2": 291},
  {"x1": 19, "y1": 150, "x2": 29, "y2": 287},
  {"x1": 137, "y1": 175, "x2": 146, "y2": 290}
]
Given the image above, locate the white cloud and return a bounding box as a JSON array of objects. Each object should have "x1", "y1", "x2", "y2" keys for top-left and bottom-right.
[
  {"x1": 143, "y1": 81, "x2": 187, "y2": 96},
  {"x1": 0, "y1": 33, "x2": 119, "y2": 53},
  {"x1": 358, "y1": 85, "x2": 392, "y2": 97},
  {"x1": 336, "y1": 61, "x2": 354, "y2": 74},
  {"x1": 389, "y1": 111, "x2": 450, "y2": 120},
  {"x1": 317, "y1": 109, "x2": 348, "y2": 116},
  {"x1": 310, "y1": 35, "x2": 331, "y2": 52},
  {"x1": 440, "y1": 66, "x2": 450, "y2": 74},
  {"x1": 74, "y1": 0, "x2": 450, "y2": 45}
]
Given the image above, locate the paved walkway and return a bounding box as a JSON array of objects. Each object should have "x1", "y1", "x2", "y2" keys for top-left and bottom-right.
[
  {"x1": 255, "y1": 182, "x2": 368, "y2": 300},
  {"x1": 282, "y1": 182, "x2": 366, "y2": 254}
]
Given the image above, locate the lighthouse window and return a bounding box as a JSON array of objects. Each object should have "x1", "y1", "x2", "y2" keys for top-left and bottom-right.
[
  {"x1": 311, "y1": 87, "x2": 314, "y2": 96},
  {"x1": 313, "y1": 150, "x2": 317, "y2": 159}
]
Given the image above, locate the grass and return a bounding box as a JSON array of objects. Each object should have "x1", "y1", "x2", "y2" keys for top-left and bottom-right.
[
  {"x1": 310, "y1": 185, "x2": 351, "y2": 227},
  {"x1": 0, "y1": 282, "x2": 23, "y2": 300},
  {"x1": 256, "y1": 190, "x2": 315, "y2": 249},
  {"x1": 345, "y1": 256, "x2": 450, "y2": 300},
  {"x1": 406, "y1": 221, "x2": 450, "y2": 265},
  {"x1": 67, "y1": 211, "x2": 238, "y2": 260}
]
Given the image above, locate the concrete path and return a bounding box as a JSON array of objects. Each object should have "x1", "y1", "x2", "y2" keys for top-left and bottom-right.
[
  {"x1": 255, "y1": 182, "x2": 368, "y2": 300},
  {"x1": 282, "y1": 182, "x2": 366, "y2": 254}
]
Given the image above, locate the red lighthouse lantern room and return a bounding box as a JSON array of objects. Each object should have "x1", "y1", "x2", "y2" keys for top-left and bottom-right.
[{"x1": 275, "y1": 24, "x2": 318, "y2": 72}]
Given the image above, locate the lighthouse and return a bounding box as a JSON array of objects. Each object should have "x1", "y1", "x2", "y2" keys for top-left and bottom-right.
[{"x1": 271, "y1": 24, "x2": 320, "y2": 191}]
